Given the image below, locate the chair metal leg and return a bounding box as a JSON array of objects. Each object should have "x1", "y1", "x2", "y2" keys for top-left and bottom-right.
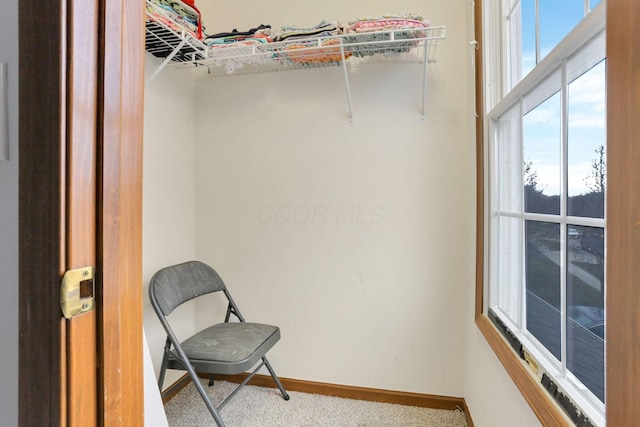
[
  {"x1": 185, "y1": 366, "x2": 226, "y2": 427},
  {"x1": 165, "y1": 330, "x2": 226, "y2": 426},
  {"x1": 218, "y1": 360, "x2": 265, "y2": 411},
  {"x1": 158, "y1": 337, "x2": 171, "y2": 390},
  {"x1": 262, "y1": 356, "x2": 290, "y2": 400}
]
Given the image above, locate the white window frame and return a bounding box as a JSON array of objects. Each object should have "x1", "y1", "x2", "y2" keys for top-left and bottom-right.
[{"x1": 483, "y1": 1, "x2": 606, "y2": 425}]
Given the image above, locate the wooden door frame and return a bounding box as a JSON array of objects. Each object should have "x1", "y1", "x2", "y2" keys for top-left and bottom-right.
[
  {"x1": 18, "y1": 0, "x2": 144, "y2": 425},
  {"x1": 98, "y1": 0, "x2": 145, "y2": 424},
  {"x1": 605, "y1": 0, "x2": 640, "y2": 424},
  {"x1": 18, "y1": 1, "x2": 66, "y2": 423}
]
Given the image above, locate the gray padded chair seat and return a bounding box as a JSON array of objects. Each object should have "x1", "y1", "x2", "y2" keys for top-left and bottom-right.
[{"x1": 172, "y1": 323, "x2": 280, "y2": 374}]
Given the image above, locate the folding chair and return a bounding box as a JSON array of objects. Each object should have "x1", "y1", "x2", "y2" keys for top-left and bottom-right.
[{"x1": 149, "y1": 261, "x2": 290, "y2": 426}]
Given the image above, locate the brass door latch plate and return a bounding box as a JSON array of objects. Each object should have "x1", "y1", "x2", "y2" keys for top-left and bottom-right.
[{"x1": 61, "y1": 266, "x2": 95, "y2": 319}]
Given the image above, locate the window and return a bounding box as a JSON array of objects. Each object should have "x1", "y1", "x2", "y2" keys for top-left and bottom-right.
[
  {"x1": 505, "y1": 0, "x2": 602, "y2": 89},
  {"x1": 484, "y1": 1, "x2": 606, "y2": 425}
]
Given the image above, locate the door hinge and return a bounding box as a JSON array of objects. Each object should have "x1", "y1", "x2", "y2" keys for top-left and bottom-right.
[{"x1": 60, "y1": 266, "x2": 95, "y2": 319}]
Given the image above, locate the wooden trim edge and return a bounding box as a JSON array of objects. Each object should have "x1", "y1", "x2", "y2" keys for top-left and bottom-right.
[
  {"x1": 473, "y1": 0, "x2": 485, "y2": 320},
  {"x1": 204, "y1": 373, "x2": 465, "y2": 411},
  {"x1": 19, "y1": 0, "x2": 66, "y2": 425},
  {"x1": 162, "y1": 372, "x2": 473, "y2": 421},
  {"x1": 605, "y1": 1, "x2": 640, "y2": 425},
  {"x1": 98, "y1": 0, "x2": 145, "y2": 424},
  {"x1": 476, "y1": 315, "x2": 570, "y2": 426},
  {"x1": 161, "y1": 374, "x2": 192, "y2": 404},
  {"x1": 154, "y1": 372, "x2": 473, "y2": 421}
]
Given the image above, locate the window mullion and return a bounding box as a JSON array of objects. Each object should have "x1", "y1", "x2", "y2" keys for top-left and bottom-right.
[
  {"x1": 518, "y1": 97, "x2": 526, "y2": 332},
  {"x1": 506, "y1": 0, "x2": 521, "y2": 20},
  {"x1": 534, "y1": 0, "x2": 540, "y2": 65},
  {"x1": 560, "y1": 59, "x2": 569, "y2": 376},
  {"x1": 489, "y1": 118, "x2": 500, "y2": 311},
  {"x1": 560, "y1": 61, "x2": 568, "y2": 220}
]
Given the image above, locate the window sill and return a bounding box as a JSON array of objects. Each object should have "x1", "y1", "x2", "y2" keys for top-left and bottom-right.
[{"x1": 475, "y1": 314, "x2": 572, "y2": 427}]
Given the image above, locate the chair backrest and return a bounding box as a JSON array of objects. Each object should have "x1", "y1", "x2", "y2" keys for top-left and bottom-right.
[{"x1": 149, "y1": 261, "x2": 227, "y2": 316}]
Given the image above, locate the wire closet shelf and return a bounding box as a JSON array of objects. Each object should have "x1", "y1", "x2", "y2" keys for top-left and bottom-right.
[
  {"x1": 146, "y1": 0, "x2": 445, "y2": 78},
  {"x1": 187, "y1": 26, "x2": 446, "y2": 78},
  {"x1": 145, "y1": 0, "x2": 446, "y2": 122}
]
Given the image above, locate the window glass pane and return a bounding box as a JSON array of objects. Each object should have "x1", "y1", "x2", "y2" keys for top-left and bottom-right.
[
  {"x1": 496, "y1": 216, "x2": 523, "y2": 325},
  {"x1": 526, "y1": 221, "x2": 561, "y2": 360},
  {"x1": 590, "y1": 0, "x2": 601, "y2": 10},
  {"x1": 521, "y1": 0, "x2": 536, "y2": 79},
  {"x1": 567, "y1": 225, "x2": 605, "y2": 402},
  {"x1": 523, "y1": 92, "x2": 561, "y2": 215},
  {"x1": 539, "y1": 0, "x2": 584, "y2": 61},
  {"x1": 568, "y1": 60, "x2": 606, "y2": 218}
]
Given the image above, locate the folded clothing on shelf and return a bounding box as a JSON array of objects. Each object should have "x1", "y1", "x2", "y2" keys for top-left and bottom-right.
[
  {"x1": 148, "y1": 0, "x2": 204, "y2": 39},
  {"x1": 145, "y1": 0, "x2": 207, "y2": 62},
  {"x1": 282, "y1": 38, "x2": 352, "y2": 65},
  {"x1": 204, "y1": 25, "x2": 275, "y2": 75},
  {"x1": 205, "y1": 24, "x2": 273, "y2": 46},
  {"x1": 270, "y1": 20, "x2": 348, "y2": 65},
  {"x1": 346, "y1": 13, "x2": 428, "y2": 30},
  {"x1": 273, "y1": 20, "x2": 343, "y2": 41},
  {"x1": 344, "y1": 13, "x2": 429, "y2": 57}
]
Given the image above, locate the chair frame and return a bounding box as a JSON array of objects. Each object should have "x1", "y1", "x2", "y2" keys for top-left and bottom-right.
[{"x1": 149, "y1": 261, "x2": 290, "y2": 427}]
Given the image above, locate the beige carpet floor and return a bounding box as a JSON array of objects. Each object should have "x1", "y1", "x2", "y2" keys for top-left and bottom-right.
[{"x1": 164, "y1": 379, "x2": 468, "y2": 427}]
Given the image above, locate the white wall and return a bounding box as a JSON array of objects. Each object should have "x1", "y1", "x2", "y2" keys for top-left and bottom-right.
[
  {"x1": 0, "y1": 0, "x2": 19, "y2": 425},
  {"x1": 194, "y1": 70, "x2": 468, "y2": 395},
  {"x1": 192, "y1": 0, "x2": 470, "y2": 397},
  {"x1": 142, "y1": 55, "x2": 198, "y2": 389},
  {"x1": 464, "y1": 328, "x2": 542, "y2": 426},
  {"x1": 144, "y1": 331, "x2": 169, "y2": 427}
]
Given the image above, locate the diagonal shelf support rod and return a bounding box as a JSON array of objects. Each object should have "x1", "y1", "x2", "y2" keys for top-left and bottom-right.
[{"x1": 146, "y1": 37, "x2": 188, "y2": 84}]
